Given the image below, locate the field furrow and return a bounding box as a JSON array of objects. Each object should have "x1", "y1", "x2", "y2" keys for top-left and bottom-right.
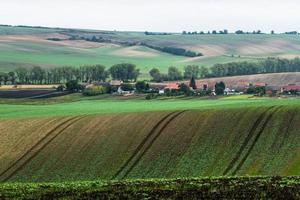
[
  {"x1": 222, "y1": 106, "x2": 275, "y2": 175},
  {"x1": 0, "y1": 106, "x2": 299, "y2": 182},
  {"x1": 0, "y1": 116, "x2": 85, "y2": 181}
]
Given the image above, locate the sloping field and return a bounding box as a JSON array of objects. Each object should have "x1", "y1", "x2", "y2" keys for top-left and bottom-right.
[
  {"x1": 0, "y1": 106, "x2": 299, "y2": 182},
  {"x1": 2, "y1": 26, "x2": 300, "y2": 77}
]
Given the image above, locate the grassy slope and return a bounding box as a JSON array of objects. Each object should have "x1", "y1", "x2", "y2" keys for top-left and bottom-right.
[
  {"x1": 0, "y1": 98, "x2": 300, "y2": 120},
  {"x1": 0, "y1": 105, "x2": 299, "y2": 182},
  {"x1": 1, "y1": 26, "x2": 300, "y2": 78}
]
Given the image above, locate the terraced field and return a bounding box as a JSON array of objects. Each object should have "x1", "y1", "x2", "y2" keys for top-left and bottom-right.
[{"x1": 0, "y1": 106, "x2": 299, "y2": 182}]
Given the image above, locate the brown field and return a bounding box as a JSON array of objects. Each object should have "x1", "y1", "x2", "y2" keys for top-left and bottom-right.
[
  {"x1": 0, "y1": 33, "x2": 114, "y2": 49},
  {"x1": 0, "y1": 85, "x2": 58, "y2": 90},
  {"x1": 196, "y1": 72, "x2": 300, "y2": 88}
]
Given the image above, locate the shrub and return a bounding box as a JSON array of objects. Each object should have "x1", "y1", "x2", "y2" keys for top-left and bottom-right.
[
  {"x1": 145, "y1": 93, "x2": 158, "y2": 100},
  {"x1": 66, "y1": 80, "x2": 82, "y2": 92},
  {"x1": 135, "y1": 81, "x2": 150, "y2": 93},
  {"x1": 56, "y1": 85, "x2": 65, "y2": 91},
  {"x1": 121, "y1": 83, "x2": 135, "y2": 91},
  {"x1": 83, "y1": 86, "x2": 106, "y2": 96}
]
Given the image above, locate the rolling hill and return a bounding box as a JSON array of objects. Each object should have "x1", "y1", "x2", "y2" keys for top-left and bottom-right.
[
  {"x1": 0, "y1": 105, "x2": 299, "y2": 182},
  {"x1": 1, "y1": 25, "x2": 300, "y2": 78}
]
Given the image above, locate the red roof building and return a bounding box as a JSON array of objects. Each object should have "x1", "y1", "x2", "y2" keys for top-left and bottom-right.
[
  {"x1": 165, "y1": 83, "x2": 179, "y2": 90},
  {"x1": 282, "y1": 84, "x2": 300, "y2": 91}
]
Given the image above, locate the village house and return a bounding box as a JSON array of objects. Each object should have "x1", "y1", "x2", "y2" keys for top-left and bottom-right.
[
  {"x1": 281, "y1": 84, "x2": 300, "y2": 95},
  {"x1": 149, "y1": 82, "x2": 179, "y2": 94}
]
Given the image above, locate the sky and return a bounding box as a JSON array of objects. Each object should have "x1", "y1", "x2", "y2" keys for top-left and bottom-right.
[{"x1": 0, "y1": 0, "x2": 299, "y2": 32}]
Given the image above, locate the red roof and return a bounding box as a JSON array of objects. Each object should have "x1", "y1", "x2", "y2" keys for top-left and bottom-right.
[
  {"x1": 283, "y1": 84, "x2": 300, "y2": 91},
  {"x1": 165, "y1": 83, "x2": 179, "y2": 90}
]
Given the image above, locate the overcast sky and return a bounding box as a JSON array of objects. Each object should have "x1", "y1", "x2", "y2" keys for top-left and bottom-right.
[{"x1": 0, "y1": 0, "x2": 299, "y2": 32}]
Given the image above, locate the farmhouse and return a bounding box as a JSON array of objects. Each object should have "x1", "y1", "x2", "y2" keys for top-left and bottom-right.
[
  {"x1": 110, "y1": 80, "x2": 123, "y2": 87},
  {"x1": 149, "y1": 82, "x2": 179, "y2": 94}
]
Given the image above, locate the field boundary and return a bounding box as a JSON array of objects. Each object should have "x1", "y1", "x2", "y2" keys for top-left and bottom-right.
[{"x1": 0, "y1": 116, "x2": 85, "y2": 182}]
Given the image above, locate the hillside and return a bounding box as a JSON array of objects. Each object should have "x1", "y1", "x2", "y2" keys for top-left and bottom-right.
[
  {"x1": 1, "y1": 26, "x2": 300, "y2": 78},
  {"x1": 0, "y1": 106, "x2": 299, "y2": 182}
]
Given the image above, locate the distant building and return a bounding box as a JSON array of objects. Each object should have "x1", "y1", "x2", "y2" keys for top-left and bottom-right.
[
  {"x1": 149, "y1": 82, "x2": 179, "y2": 91},
  {"x1": 224, "y1": 88, "x2": 236, "y2": 95},
  {"x1": 282, "y1": 84, "x2": 300, "y2": 92},
  {"x1": 117, "y1": 87, "x2": 134, "y2": 95},
  {"x1": 110, "y1": 80, "x2": 123, "y2": 87},
  {"x1": 265, "y1": 85, "x2": 281, "y2": 95}
]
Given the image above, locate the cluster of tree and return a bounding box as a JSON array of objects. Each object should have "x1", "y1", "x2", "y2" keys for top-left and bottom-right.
[
  {"x1": 69, "y1": 35, "x2": 109, "y2": 43},
  {"x1": 246, "y1": 86, "x2": 266, "y2": 96},
  {"x1": 235, "y1": 30, "x2": 263, "y2": 34},
  {"x1": 0, "y1": 72, "x2": 16, "y2": 85},
  {"x1": 182, "y1": 30, "x2": 228, "y2": 35},
  {"x1": 285, "y1": 31, "x2": 298, "y2": 35},
  {"x1": 1, "y1": 64, "x2": 139, "y2": 85},
  {"x1": 210, "y1": 57, "x2": 300, "y2": 78},
  {"x1": 141, "y1": 43, "x2": 203, "y2": 57},
  {"x1": 47, "y1": 38, "x2": 63, "y2": 41},
  {"x1": 109, "y1": 63, "x2": 139, "y2": 82},
  {"x1": 149, "y1": 65, "x2": 209, "y2": 82},
  {"x1": 144, "y1": 31, "x2": 172, "y2": 35}
]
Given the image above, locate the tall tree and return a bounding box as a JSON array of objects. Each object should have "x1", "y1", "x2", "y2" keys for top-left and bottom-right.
[
  {"x1": 8, "y1": 72, "x2": 16, "y2": 84},
  {"x1": 168, "y1": 66, "x2": 182, "y2": 81},
  {"x1": 189, "y1": 76, "x2": 197, "y2": 90},
  {"x1": 184, "y1": 65, "x2": 200, "y2": 79},
  {"x1": 215, "y1": 81, "x2": 226, "y2": 95},
  {"x1": 149, "y1": 68, "x2": 162, "y2": 82},
  {"x1": 110, "y1": 63, "x2": 139, "y2": 82}
]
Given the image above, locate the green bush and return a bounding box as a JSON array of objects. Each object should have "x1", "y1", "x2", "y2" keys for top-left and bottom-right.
[
  {"x1": 83, "y1": 86, "x2": 106, "y2": 96},
  {"x1": 145, "y1": 93, "x2": 158, "y2": 100},
  {"x1": 121, "y1": 83, "x2": 135, "y2": 91},
  {"x1": 56, "y1": 85, "x2": 65, "y2": 91}
]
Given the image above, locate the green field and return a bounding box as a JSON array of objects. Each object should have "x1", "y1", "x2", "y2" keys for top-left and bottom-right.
[
  {"x1": 0, "y1": 97, "x2": 300, "y2": 120},
  {"x1": 1, "y1": 26, "x2": 300, "y2": 78},
  {"x1": 0, "y1": 98, "x2": 299, "y2": 183}
]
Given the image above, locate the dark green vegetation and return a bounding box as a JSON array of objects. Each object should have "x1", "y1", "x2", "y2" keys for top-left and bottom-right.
[
  {"x1": 0, "y1": 106, "x2": 299, "y2": 183},
  {"x1": 1, "y1": 177, "x2": 299, "y2": 199},
  {"x1": 210, "y1": 57, "x2": 300, "y2": 78},
  {"x1": 1, "y1": 57, "x2": 299, "y2": 86}
]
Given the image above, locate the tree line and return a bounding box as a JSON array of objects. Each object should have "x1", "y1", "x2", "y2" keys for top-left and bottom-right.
[
  {"x1": 149, "y1": 57, "x2": 300, "y2": 81},
  {"x1": 1, "y1": 57, "x2": 300, "y2": 85},
  {"x1": 210, "y1": 57, "x2": 300, "y2": 77},
  {"x1": 0, "y1": 64, "x2": 139, "y2": 85},
  {"x1": 182, "y1": 30, "x2": 300, "y2": 35}
]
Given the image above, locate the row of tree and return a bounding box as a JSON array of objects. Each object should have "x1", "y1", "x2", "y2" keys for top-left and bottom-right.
[
  {"x1": 149, "y1": 57, "x2": 300, "y2": 81},
  {"x1": 182, "y1": 30, "x2": 300, "y2": 35},
  {"x1": 0, "y1": 64, "x2": 139, "y2": 85},
  {"x1": 149, "y1": 65, "x2": 209, "y2": 82},
  {"x1": 210, "y1": 57, "x2": 300, "y2": 77},
  {"x1": 1, "y1": 57, "x2": 300, "y2": 85}
]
